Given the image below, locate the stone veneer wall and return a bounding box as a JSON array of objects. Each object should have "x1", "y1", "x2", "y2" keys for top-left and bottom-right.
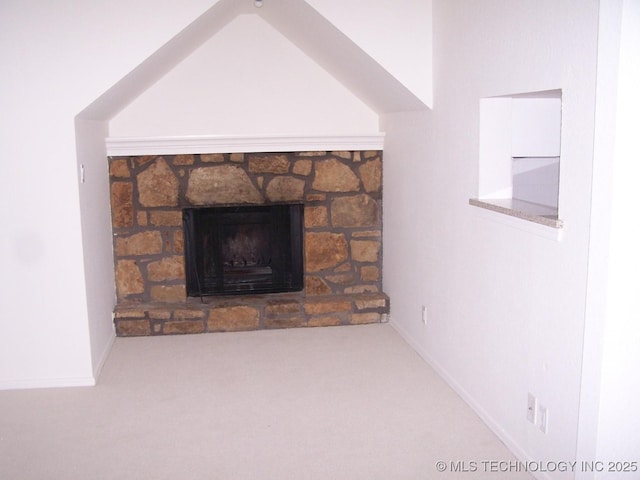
[{"x1": 109, "y1": 150, "x2": 388, "y2": 336}]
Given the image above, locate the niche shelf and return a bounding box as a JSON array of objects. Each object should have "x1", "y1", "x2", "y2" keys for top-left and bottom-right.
[{"x1": 471, "y1": 89, "x2": 563, "y2": 229}]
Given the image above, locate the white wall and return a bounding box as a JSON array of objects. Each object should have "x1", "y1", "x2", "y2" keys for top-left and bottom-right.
[
  {"x1": 577, "y1": 0, "x2": 640, "y2": 474},
  {"x1": 595, "y1": 0, "x2": 640, "y2": 464},
  {"x1": 0, "y1": 0, "x2": 430, "y2": 389},
  {"x1": 306, "y1": 0, "x2": 432, "y2": 108},
  {"x1": 110, "y1": 14, "x2": 379, "y2": 137},
  {"x1": 382, "y1": 0, "x2": 600, "y2": 476},
  {"x1": 0, "y1": 0, "x2": 216, "y2": 388}
]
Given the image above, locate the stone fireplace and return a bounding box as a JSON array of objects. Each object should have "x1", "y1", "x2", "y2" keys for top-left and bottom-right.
[{"x1": 109, "y1": 149, "x2": 389, "y2": 336}]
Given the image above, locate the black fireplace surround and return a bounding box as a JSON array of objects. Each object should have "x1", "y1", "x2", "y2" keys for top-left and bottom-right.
[{"x1": 182, "y1": 203, "x2": 304, "y2": 297}]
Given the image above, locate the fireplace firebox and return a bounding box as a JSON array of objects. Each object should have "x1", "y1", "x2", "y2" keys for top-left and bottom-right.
[{"x1": 182, "y1": 203, "x2": 304, "y2": 297}]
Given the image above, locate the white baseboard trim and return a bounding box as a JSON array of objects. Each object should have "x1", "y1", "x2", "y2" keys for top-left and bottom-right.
[
  {"x1": 92, "y1": 331, "x2": 116, "y2": 384},
  {"x1": 389, "y1": 318, "x2": 552, "y2": 480},
  {"x1": 0, "y1": 376, "x2": 96, "y2": 391},
  {"x1": 106, "y1": 133, "x2": 385, "y2": 156}
]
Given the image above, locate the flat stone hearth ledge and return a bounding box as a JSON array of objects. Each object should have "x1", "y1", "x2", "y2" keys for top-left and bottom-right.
[{"x1": 114, "y1": 292, "x2": 389, "y2": 336}]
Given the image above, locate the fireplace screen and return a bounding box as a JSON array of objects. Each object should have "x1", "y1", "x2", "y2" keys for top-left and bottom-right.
[{"x1": 182, "y1": 204, "x2": 304, "y2": 297}]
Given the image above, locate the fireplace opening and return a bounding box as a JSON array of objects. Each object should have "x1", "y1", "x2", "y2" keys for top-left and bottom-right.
[{"x1": 182, "y1": 203, "x2": 304, "y2": 297}]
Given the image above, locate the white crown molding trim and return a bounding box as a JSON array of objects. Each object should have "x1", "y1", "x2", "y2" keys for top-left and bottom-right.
[{"x1": 105, "y1": 133, "x2": 385, "y2": 156}]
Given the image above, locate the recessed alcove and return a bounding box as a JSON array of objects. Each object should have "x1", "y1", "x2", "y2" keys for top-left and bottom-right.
[
  {"x1": 471, "y1": 89, "x2": 563, "y2": 229},
  {"x1": 75, "y1": 0, "x2": 426, "y2": 339}
]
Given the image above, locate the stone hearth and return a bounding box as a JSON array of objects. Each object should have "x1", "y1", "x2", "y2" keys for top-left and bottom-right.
[{"x1": 109, "y1": 150, "x2": 389, "y2": 336}]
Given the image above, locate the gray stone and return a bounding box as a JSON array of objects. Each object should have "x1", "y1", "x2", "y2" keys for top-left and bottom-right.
[
  {"x1": 331, "y1": 194, "x2": 379, "y2": 227},
  {"x1": 186, "y1": 165, "x2": 263, "y2": 205},
  {"x1": 265, "y1": 176, "x2": 306, "y2": 202}
]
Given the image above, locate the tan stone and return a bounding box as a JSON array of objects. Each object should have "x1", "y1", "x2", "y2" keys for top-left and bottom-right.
[
  {"x1": 353, "y1": 151, "x2": 361, "y2": 162},
  {"x1": 331, "y1": 194, "x2": 379, "y2": 227},
  {"x1": 352, "y1": 230, "x2": 381, "y2": 238},
  {"x1": 304, "y1": 206, "x2": 328, "y2": 228},
  {"x1": 325, "y1": 273, "x2": 355, "y2": 285},
  {"x1": 137, "y1": 158, "x2": 179, "y2": 207},
  {"x1": 149, "y1": 211, "x2": 182, "y2": 227},
  {"x1": 264, "y1": 316, "x2": 305, "y2": 329},
  {"x1": 147, "y1": 256, "x2": 185, "y2": 282},
  {"x1": 115, "y1": 260, "x2": 144, "y2": 297},
  {"x1": 114, "y1": 309, "x2": 145, "y2": 319},
  {"x1": 111, "y1": 182, "x2": 133, "y2": 228},
  {"x1": 116, "y1": 319, "x2": 150, "y2": 336},
  {"x1": 115, "y1": 231, "x2": 163, "y2": 256},
  {"x1": 351, "y1": 240, "x2": 381, "y2": 262},
  {"x1": 304, "y1": 300, "x2": 351, "y2": 315},
  {"x1": 333, "y1": 262, "x2": 351, "y2": 272},
  {"x1": 173, "y1": 231, "x2": 184, "y2": 253},
  {"x1": 148, "y1": 309, "x2": 172, "y2": 320},
  {"x1": 349, "y1": 313, "x2": 381, "y2": 325},
  {"x1": 312, "y1": 159, "x2": 360, "y2": 192},
  {"x1": 172, "y1": 154, "x2": 195, "y2": 165},
  {"x1": 208, "y1": 306, "x2": 260, "y2": 332},
  {"x1": 364, "y1": 151, "x2": 380, "y2": 159},
  {"x1": 201, "y1": 153, "x2": 225, "y2": 163},
  {"x1": 359, "y1": 158, "x2": 382, "y2": 193},
  {"x1": 150, "y1": 285, "x2": 186, "y2": 302},
  {"x1": 265, "y1": 176, "x2": 305, "y2": 202},
  {"x1": 230, "y1": 153, "x2": 244, "y2": 163},
  {"x1": 136, "y1": 156, "x2": 155, "y2": 167},
  {"x1": 306, "y1": 193, "x2": 326, "y2": 202},
  {"x1": 307, "y1": 316, "x2": 342, "y2": 327},
  {"x1": 248, "y1": 154, "x2": 290, "y2": 174},
  {"x1": 345, "y1": 285, "x2": 379, "y2": 294},
  {"x1": 109, "y1": 158, "x2": 130, "y2": 178},
  {"x1": 163, "y1": 320, "x2": 204, "y2": 335},
  {"x1": 292, "y1": 159, "x2": 313, "y2": 176},
  {"x1": 174, "y1": 309, "x2": 206, "y2": 320},
  {"x1": 186, "y1": 165, "x2": 263, "y2": 205},
  {"x1": 265, "y1": 300, "x2": 301, "y2": 317},
  {"x1": 360, "y1": 266, "x2": 380, "y2": 281},
  {"x1": 305, "y1": 276, "x2": 332, "y2": 295},
  {"x1": 137, "y1": 211, "x2": 148, "y2": 226},
  {"x1": 354, "y1": 294, "x2": 388, "y2": 310},
  {"x1": 298, "y1": 151, "x2": 326, "y2": 157},
  {"x1": 305, "y1": 232, "x2": 348, "y2": 272},
  {"x1": 331, "y1": 151, "x2": 351, "y2": 160}
]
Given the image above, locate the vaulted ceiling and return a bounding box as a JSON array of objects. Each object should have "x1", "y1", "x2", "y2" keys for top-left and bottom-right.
[{"x1": 81, "y1": 0, "x2": 429, "y2": 123}]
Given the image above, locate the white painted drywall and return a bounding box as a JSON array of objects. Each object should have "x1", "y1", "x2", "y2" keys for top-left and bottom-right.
[
  {"x1": 109, "y1": 14, "x2": 379, "y2": 137},
  {"x1": 306, "y1": 0, "x2": 433, "y2": 108},
  {"x1": 511, "y1": 97, "x2": 562, "y2": 158},
  {"x1": 0, "y1": 0, "x2": 428, "y2": 389},
  {"x1": 382, "y1": 0, "x2": 600, "y2": 475},
  {"x1": 580, "y1": 0, "x2": 640, "y2": 472},
  {"x1": 478, "y1": 97, "x2": 513, "y2": 198},
  {"x1": 0, "y1": 0, "x2": 216, "y2": 388}
]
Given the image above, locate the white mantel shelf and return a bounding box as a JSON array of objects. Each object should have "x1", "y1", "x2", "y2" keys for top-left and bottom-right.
[{"x1": 105, "y1": 134, "x2": 385, "y2": 156}]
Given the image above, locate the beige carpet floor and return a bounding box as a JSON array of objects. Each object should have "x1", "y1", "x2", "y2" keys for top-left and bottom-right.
[{"x1": 0, "y1": 324, "x2": 532, "y2": 479}]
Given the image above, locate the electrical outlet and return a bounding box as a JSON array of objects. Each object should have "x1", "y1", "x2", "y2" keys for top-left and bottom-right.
[
  {"x1": 421, "y1": 305, "x2": 428, "y2": 325},
  {"x1": 527, "y1": 393, "x2": 537, "y2": 424},
  {"x1": 538, "y1": 405, "x2": 548, "y2": 433}
]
